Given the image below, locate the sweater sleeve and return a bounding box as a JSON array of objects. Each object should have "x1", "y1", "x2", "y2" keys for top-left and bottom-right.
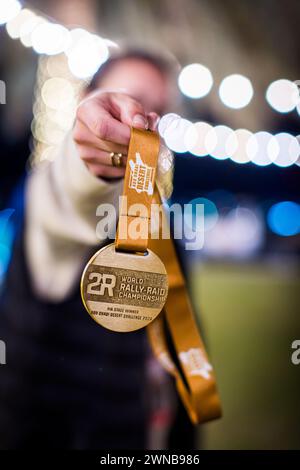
[{"x1": 25, "y1": 132, "x2": 123, "y2": 301}]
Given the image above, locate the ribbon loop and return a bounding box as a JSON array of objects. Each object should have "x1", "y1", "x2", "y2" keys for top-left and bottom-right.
[{"x1": 115, "y1": 127, "x2": 160, "y2": 253}]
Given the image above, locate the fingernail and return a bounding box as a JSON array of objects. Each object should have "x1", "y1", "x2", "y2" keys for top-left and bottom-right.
[{"x1": 132, "y1": 114, "x2": 148, "y2": 129}]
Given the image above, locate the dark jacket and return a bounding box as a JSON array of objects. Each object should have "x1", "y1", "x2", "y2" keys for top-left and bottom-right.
[{"x1": 0, "y1": 232, "x2": 196, "y2": 449}]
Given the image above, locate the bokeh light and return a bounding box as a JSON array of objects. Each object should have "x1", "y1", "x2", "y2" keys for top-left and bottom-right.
[
  {"x1": 227, "y1": 128, "x2": 252, "y2": 164},
  {"x1": 219, "y1": 74, "x2": 253, "y2": 109},
  {"x1": 20, "y1": 15, "x2": 46, "y2": 48},
  {"x1": 295, "y1": 135, "x2": 300, "y2": 167},
  {"x1": 266, "y1": 79, "x2": 299, "y2": 113},
  {"x1": 158, "y1": 113, "x2": 180, "y2": 138},
  {"x1": 185, "y1": 197, "x2": 219, "y2": 232},
  {"x1": 164, "y1": 117, "x2": 192, "y2": 153},
  {"x1": 66, "y1": 30, "x2": 109, "y2": 78},
  {"x1": 267, "y1": 201, "x2": 300, "y2": 236},
  {"x1": 31, "y1": 23, "x2": 71, "y2": 55},
  {"x1": 178, "y1": 63, "x2": 213, "y2": 99},
  {"x1": 0, "y1": 0, "x2": 21, "y2": 25},
  {"x1": 227, "y1": 207, "x2": 262, "y2": 247},
  {"x1": 30, "y1": 54, "x2": 84, "y2": 166},
  {"x1": 46, "y1": 108, "x2": 75, "y2": 131},
  {"x1": 6, "y1": 8, "x2": 34, "y2": 38},
  {"x1": 272, "y1": 133, "x2": 300, "y2": 167},
  {"x1": 203, "y1": 206, "x2": 264, "y2": 258},
  {"x1": 0, "y1": 209, "x2": 15, "y2": 279},
  {"x1": 41, "y1": 77, "x2": 75, "y2": 111},
  {"x1": 246, "y1": 131, "x2": 279, "y2": 166},
  {"x1": 184, "y1": 121, "x2": 214, "y2": 157},
  {"x1": 206, "y1": 125, "x2": 234, "y2": 160}
]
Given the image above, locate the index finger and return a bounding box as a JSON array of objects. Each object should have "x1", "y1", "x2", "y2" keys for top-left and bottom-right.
[{"x1": 77, "y1": 100, "x2": 131, "y2": 146}]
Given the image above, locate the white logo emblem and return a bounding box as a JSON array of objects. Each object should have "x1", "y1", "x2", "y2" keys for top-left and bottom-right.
[
  {"x1": 129, "y1": 152, "x2": 155, "y2": 195},
  {"x1": 179, "y1": 348, "x2": 213, "y2": 379}
]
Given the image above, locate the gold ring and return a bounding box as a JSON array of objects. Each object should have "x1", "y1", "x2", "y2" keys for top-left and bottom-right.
[{"x1": 110, "y1": 152, "x2": 124, "y2": 168}]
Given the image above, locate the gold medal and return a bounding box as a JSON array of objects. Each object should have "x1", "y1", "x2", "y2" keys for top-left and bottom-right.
[
  {"x1": 81, "y1": 243, "x2": 168, "y2": 332},
  {"x1": 81, "y1": 128, "x2": 168, "y2": 332}
]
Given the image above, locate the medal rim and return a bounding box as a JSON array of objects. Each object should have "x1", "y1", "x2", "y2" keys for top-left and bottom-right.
[{"x1": 80, "y1": 242, "x2": 168, "y2": 333}]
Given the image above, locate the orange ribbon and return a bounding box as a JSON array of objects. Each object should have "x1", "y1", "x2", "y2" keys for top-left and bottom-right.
[{"x1": 116, "y1": 127, "x2": 222, "y2": 424}]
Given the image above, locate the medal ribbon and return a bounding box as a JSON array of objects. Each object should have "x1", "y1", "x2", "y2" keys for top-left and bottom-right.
[
  {"x1": 116, "y1": 127, "x2": 222, "y2": 424},
  {"x1": 148, "y1": 188, "x2": 222, "y2": 424}
]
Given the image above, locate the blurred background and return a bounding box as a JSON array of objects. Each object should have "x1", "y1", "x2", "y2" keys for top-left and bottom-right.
[{"x1": 0, "y1": 0, "x2": 299, "y2": 449}]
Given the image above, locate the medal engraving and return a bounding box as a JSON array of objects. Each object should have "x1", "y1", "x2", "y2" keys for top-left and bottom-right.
[{"x1": 81, "y1": 243, "x2": 168, "y2": 332}]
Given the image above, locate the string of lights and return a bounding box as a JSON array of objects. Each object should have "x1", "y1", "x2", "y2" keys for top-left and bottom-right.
[
  {"x1": 1, "y1": 0, "x2": 300, "y2": 168},
  {"x1": 158, "y1": 114, "x2": 300, "y2": 167}
]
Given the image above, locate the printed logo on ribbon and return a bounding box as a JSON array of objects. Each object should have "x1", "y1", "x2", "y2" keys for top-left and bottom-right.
[
  {"x1": 179, "y1": 348, "x2": 213, "y2": 379},
  {"x1": 129, "y1": 152, "x2": 155, "y2": 195}
]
